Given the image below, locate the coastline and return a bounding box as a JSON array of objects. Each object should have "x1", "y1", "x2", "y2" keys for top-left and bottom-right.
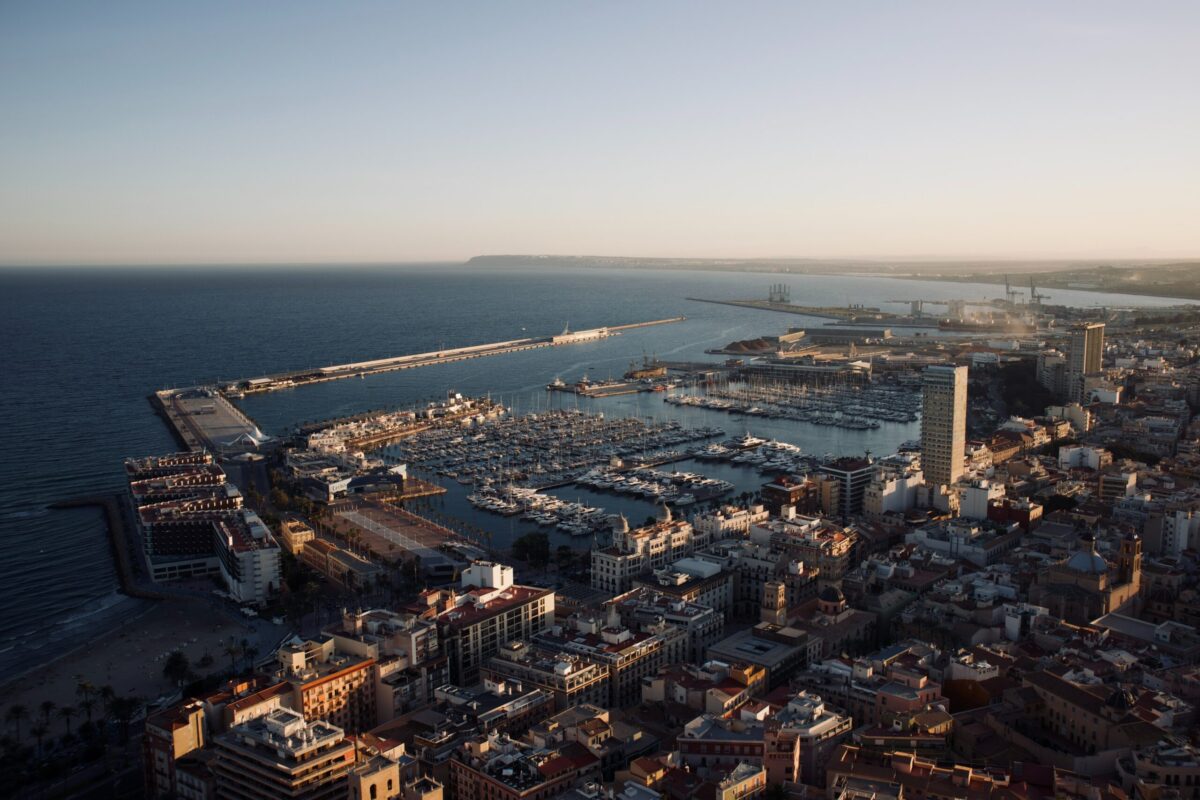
[
  {"x1": 49, "y1": 494, "x2": 167, "y2": 602},
  {"x1": 0, "y1": 492, "x2": 171, "y2": 697},
  {"x1": 0, "y1": 594, "x2": 158, "y2": 696}
]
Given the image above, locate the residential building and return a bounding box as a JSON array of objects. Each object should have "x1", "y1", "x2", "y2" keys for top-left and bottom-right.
[
  {"x1": 905, "y1": 519, "x2": 1022, "y2": 567},
  {"x1": 676, "y1": 712, "x2": 800, "y2": 786},
  {"x1": 275, "y1": 637, "x2": 378, "y2": 733},
  {"x1": 958, "y1": 480, "x2": 1004, "y2": 521},
  {"x1": 694, "y1": 504, "x2": 770, "y2": 539},
  {"x1": 210, "y1": 709, "x2": 354, "y2": 799},
  {"x1": 535, "y1": 609, "x2": 676, "y2": 709},
  {"x1": 607, "y1": 586, "x2": 725, "y2": 662},
  {"x1": 591, "y1": 507, "x2": 696, "y2": 594},
  {"x1": 448, "y1": 732, "x2": 598, "y2": 800},
  {"x1": 1116, "y1": 737, "x2": 1200, "y2": 800},
  {"x1": 212, "y1": 512, "x2": 282, "y2": 606},
  {"x1": 327, "y1": 609, "x2": 449, "y2": 721},
  {"x1": 482, "y1": 641, "x2": 609, "y2": 712},
  {"x1": 126, "y1": 453, "x2": 281, "y2": 603},
  {"x1": 775, "y1": 690, "x2": 854, "y2": 785},
  {"x1": 144, "y1": 699, "x2": 207, "y2": 799},
  {"x1": 423, "y1": 561, "x2": 556, "y2": 685},
  {"x1": 761, "y1": 477, "x2": 821, "y2": 515},
  {"x1": 818, "y1": 457, "x2": 877, "y2": 519},
  {"x1": 864, "y1": 464, "x2": 924, "y2": 518}
]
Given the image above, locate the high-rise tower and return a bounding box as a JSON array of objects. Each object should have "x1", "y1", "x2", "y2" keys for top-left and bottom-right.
[
  {"x1": 921, "y1": 365, "x2": 968, "y2": 487},
  {"x1": 1067, "y1": 323, "x2": 1104, "y2": 402}
]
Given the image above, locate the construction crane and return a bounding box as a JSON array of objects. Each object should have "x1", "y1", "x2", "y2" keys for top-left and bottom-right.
[
  {"x1": 1004, "y1": 275, "x2": 1024, "y2": 306},
  {"x1": 1029, "y1": 276, "x2": 1046, "y2": 306}
]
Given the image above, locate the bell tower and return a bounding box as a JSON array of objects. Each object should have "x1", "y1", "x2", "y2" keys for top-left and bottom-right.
[
  {"x1": 1118, "y1": 533, "x2": 1142, "y2": 589},
  {"x1": 762, "y1": 580, "x2": 788, "y2": 626}
]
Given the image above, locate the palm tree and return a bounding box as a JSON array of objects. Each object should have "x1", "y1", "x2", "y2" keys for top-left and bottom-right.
[
  {"x1": 39, "y1": 700, "x2": 55, "y2": 727},
  {"x1": 163, "y1": 651, "x2": 191, "y2": 686},
  {"x1": 58, "y1": 705, "x2": 77, "y2": 735},
  {"x1": 109, "y1": 697, "x2": 140, "y2": 744},
  {"x1": 98, "y1": 685, "x2": 116, "y2": 716},
  {"x1": 30, "y1": 723, "x2": 47, "y2": 756},
  {"x1": 243, "y1": 645, "x2": 259, "y2": 671},
  {"x1": 78, "y1": 698, "x2": 96, "y2": 724},
  {"x1": 5, "y1": 705, "x2": 27, "y2": 739},
  {"x1": 76, "y1": 680, "x2": 96, "y2": 706},
  {"x1": 223, "y1": 642, "x2": 242, "y2": 672}
]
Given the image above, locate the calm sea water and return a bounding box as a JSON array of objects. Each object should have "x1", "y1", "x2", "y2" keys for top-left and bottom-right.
[{"x1": 0, "y1": 264, "x2": 1190, "y2": 675}]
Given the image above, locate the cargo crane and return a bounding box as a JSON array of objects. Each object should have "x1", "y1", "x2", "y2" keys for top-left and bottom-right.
[
  {"x1": 1004, "y1": 275, "x2": 1024, "y2": 306},
  {"x1": 1029, "y1": 277, "x2": 1047, "y2": 307}
]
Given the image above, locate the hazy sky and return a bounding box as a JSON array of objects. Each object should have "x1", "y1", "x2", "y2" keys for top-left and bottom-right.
[{"x1": 2, "y1": 2, "x2": 1198, "y2": 265}]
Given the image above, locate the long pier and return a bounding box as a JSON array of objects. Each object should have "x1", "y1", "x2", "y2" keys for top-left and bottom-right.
[
  {"x1": 687, "y1": 297, "x2": 874, "y2": 319},
  {"x1": 227, "y1": 316, "x2": 687, "y2": 396}
]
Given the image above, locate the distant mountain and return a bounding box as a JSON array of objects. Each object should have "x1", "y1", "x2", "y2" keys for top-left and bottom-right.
[
  {"x1": 464, "y1": 255, "x2": 1200, "y2": 300},
  {"x1": 465, "y1": 254, "x2": 877, "y2": 273}
]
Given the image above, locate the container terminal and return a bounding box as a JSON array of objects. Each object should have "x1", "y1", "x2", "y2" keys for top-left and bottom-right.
[{"x1": 687, "y1": 276, "x2": 1070, "y2": 333}]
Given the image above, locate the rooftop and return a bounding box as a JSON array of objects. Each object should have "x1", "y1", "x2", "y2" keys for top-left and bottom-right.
[{"x1": 221, "y1": 708, "x2": 345, "y2": 762}]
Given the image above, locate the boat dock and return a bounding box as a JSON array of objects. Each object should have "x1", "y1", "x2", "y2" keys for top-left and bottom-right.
[
  {"x1": 152, "y1": 387, "x2": 271, "y2": 455},
  {"x1": 547, "y1": 377, "x2": 653, "y2": 397}
]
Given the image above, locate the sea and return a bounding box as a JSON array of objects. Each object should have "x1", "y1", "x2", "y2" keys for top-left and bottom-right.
[{"x1": 0, "y1": 263, "x2": 1191, "y2": 678}]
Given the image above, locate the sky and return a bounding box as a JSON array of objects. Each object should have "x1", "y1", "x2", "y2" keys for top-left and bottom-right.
[{"x1": 1, "y1": 1, "x2": 1198, "y2": 265}]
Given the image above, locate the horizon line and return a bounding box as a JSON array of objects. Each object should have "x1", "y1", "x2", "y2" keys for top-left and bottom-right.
[{"x1": 2, "y1": 253, "x2": 1199, "y2": 269}]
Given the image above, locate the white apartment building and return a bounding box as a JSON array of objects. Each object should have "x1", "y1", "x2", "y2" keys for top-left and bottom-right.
[
  {"x1": 693, "y1": 504, "x2": 770, "y2": 541},
  {"x1": 959, "y1": 480, "x2": 1004, "y2": 521},
  {"x1": 863, "y1": 466, "x2": 924, "y2": 517},
  {"x1": 214, "y1": 511, "x2": 282, "y2": 606},
  {"x1": 591, "y1": 507, "x2": 695, "y2": 594}
]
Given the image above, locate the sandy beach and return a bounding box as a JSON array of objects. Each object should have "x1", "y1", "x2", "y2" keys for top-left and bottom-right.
[{"x1": 0, "y1": 597, "x2": 262, "y2": 742}]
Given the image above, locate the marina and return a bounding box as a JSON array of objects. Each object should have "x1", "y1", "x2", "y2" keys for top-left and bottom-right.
[
  {"x1": 380, "y1": 407, "x2": 725, "y2": 490},
  {"x1": 573, "y1": 464, "x2": 734, "y2": 505},
  {"x1": 691, "y1": 436, "x2": 817, "y2": 474},
  {"x1": 664, "y1": 377, "x2": 921, "y2": 429}
]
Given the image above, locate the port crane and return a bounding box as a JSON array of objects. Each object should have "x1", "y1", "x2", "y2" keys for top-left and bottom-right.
[
  {"x1": 1029, "y1": 276, "x2": 1047, "y2": 307},
  {"x1": 767, "y1": 283, "x2": 791, "y2": 303},
  {"x1": 1003, "y1": 275, "x2": 1025, "y2": 306}
]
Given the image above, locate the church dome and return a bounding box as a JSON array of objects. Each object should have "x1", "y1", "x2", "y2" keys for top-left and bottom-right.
[
  {"x1": 1105, "y1": 686, "x2": 1137, "y2": 712},
  {"x1": 819, "y1": 585, "x2": 845, "y2": 604},
  {"x1": 614, "y1": 514, "x2": 630, "y2": 534},
  {"x1": 1065, "y1": 549, "x2": 1108, "y2": 574},
  {"x1": 657, "y1": 503, "x2": 672, "y2": 523}
]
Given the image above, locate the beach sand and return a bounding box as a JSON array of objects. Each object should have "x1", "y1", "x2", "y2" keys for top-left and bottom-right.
[{"x1": 0, "y1": 598, "x2": 257, "y2": 741}]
